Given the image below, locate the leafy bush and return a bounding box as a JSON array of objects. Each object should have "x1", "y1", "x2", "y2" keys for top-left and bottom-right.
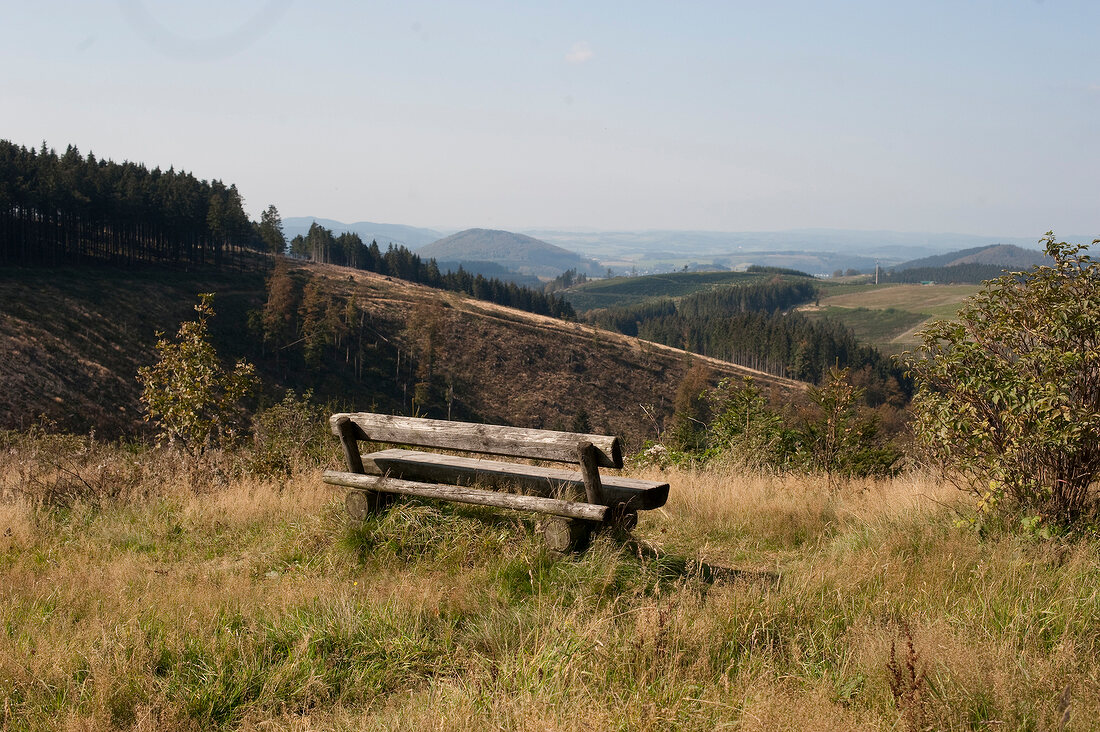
[
  {"x1": 138, "y1": 293, "x2": 256, "y2": 455},
  {"x1": 910, "y1": 234, "x2": 1100, "y2": 528},
  {"x1": 798, "y1": 368, "x2": 902, "y2": 480}
]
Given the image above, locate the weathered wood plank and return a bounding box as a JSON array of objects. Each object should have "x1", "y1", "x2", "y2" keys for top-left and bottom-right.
[
  {"x1": 323, "y1": 470, "x2": 609, "y2": 521},
  {"x1": 329, "y1": 413, "x2": 623, "y2": 468},
  {"x1": 360, "y1": 449, "x2": 669, "y2": 510}
]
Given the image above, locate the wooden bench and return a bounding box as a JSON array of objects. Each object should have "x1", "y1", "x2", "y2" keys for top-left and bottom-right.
[{"x1": 321, "y1": 413, "x2": 669, "y2": 551}]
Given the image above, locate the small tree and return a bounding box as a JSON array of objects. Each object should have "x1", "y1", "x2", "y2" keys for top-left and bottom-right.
[
  {"x1": 138, "y1": 294, "x2": 256, "y2": 455},
  {"x1": 669, "y1": 362, "x2": 712, "y2": 452},
  {"x1": 708, "y1": 377, "x2": 795, "y2": 472},
  {"x1": 259, "y1": 204, "x2": 286, "y2": 255},
  {"x1": 798, "y1": 367, "x2": 899, "y2": 483},
  {"x1": 910, "y1": 234, "x2": 1100, "y2": 528}
]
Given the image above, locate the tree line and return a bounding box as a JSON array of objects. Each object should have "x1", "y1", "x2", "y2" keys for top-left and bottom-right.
[
  {"x1": 287, "y1": 221, "x2": 575, "y2": 319},
  {"x1": 0, "y1": 140, "x2": 261, "y2": 268},
  {"x1": 587, "y1": 279, "x2": 815, "y2": 336},
  {"x1": 587, "y1": 279, "x2": 909, "y2": 404}
]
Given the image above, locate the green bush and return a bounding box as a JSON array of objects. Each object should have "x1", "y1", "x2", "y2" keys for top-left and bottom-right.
[
  {"x1": 707, "y1": 377, "x2": 798, "y2": 472},
  {"x1": 910, "y1": 233, "x2": 1100, "y2": 529},
  {"x1": 798, "y1": 368, "x2": 902, "y2": 480},
  {"x1": 663, "y1": 372, "x2": 901, "y2": 479}
]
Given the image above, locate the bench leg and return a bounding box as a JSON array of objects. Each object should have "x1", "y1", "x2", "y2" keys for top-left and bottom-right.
[
  {"x1": 345, "y1": 489, "x2": 393, "y2": 520},
  {"x1": 538, "y1": 517, "x2": 595, "y2": 553},
  {"x1": 607, "y1": 505, "x2": 639, "y2": 534},
  {"x1": 336, "y1": 417, "x2": 396, "y2": 520}
]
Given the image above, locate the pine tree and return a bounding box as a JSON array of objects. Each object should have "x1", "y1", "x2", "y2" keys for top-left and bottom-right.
[{"x1": 259, "y1": 204, "x2": 286, "y2": 254}]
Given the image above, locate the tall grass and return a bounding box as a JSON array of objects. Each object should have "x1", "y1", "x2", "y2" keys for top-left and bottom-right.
[{"x1": 1, "y1": 435, "x2": 1098, "y2": 730}]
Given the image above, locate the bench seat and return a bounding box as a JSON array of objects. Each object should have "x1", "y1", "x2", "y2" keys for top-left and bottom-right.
[{"x1": 361, "y1": 448, "x2": 669, "y2": 510}]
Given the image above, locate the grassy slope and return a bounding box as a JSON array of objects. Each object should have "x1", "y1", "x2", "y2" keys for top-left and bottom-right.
[
  {"x1": 2, "y1": 442, "x2": 1097, "y2": 731},
  {"x1": 801, "y1": 283, "x2": 982, "y2": 354},
  {"x1": 0, "y1": 262, "x2": 803, "y2": 447}
]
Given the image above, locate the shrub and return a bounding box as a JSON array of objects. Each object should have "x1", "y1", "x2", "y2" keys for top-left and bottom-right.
[
  {"x1": 707, "y1": 377, "x2": 797, "y2": 472},
  {"x1": 909, "y1": 233, "x2": 1100, "y2": 528},
  {"x1": 797, "y1": 367, "x2": 902, "y2": 481},
  {"x1": 138, "y1": 293, "x2": 256, "y2": 455},
  {"x1": 249, "y1": 390, "x2": 334, "y2": 477},
  {"x1": 668, "y1": 363, "x2": 712, "y2": 452},
  {"x1": 673, "y1": 371, "x2": 900, "y2": 479}
]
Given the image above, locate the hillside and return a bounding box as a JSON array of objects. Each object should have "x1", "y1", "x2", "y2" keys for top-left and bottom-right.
[
  {"x1": 0, "y1": 261, "x2": 803, "y2": 446},
  {"x1": 431, "y1": 260, "x2": 542, "y2": 288},
  {"x1": 418, "y1": 229, "x2": 600, "y2": 278},
  {"x1": 895, "y1": 243, "x2": 1047, "y2": 271}
]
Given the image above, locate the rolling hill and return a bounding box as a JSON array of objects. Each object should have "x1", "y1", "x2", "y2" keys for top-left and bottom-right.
[
  {"x1": 801, "y1": 282, "x2": 982, "y2": 355},
  {"x1": 0, "y1": 261, "x2": 804, "y2": 447},
  {"x1": 418, "y1": 229, "x2": 601, "y2": 278},
  {"x1": 431, "y1": 260, "x2": 542, "y2": 288},
  {"x1": 894, "y1": 244, "x2": 1048, "y2": 271},
  {"x1": 561, "y1": 270, "x2": 768, "y2": 312}
]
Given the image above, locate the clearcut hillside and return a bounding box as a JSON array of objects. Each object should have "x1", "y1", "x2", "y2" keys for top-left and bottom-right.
[{"x1": 0, "y1": 261, "x2": 804, "y2": 446}]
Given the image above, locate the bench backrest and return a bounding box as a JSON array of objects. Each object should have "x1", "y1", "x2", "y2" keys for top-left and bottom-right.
[{"x1": 329, "y1": 413, "x2": 623, "y2": 469}]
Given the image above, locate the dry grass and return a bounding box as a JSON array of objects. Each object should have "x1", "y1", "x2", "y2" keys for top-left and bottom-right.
[{"x1": 2, "y1": 439, "x2": 1098, "y2": 730}]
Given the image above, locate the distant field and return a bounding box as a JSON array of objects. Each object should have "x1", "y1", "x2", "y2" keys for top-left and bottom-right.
[
  {"x1": 803, "y1": 283, "x2": 981, "y2": 354},
  {"x1": 811, "y1": 306, "x2": 928, "y2": 348},
  {"x1": 817, "y1": 283, "x2": 981, "y2": 315},
  {"x1": 562, "y1": 271, "x2": 766, "y2": 311}
]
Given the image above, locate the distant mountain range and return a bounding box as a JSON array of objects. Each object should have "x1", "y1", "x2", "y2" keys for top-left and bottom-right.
[
  {"x1": 525, "y1": 228, "x2": 1046, "y2": 262},
  {"x1": 894, "y1": 244, "x2": 1050, "y2": 271},
  {"x1": 417, "y1": 229, "x2": 602, "y2": 278},
  {"x1": 288, "y1": 216, "x2": 1062, "y2": 277},
  {"x1": 283, "y1": 217, "x2": 444, "y2": 250}
]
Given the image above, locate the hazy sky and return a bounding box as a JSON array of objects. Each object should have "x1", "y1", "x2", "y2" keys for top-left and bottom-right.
[{"x1": 4, "y1": 1, "x2": 1099, "y2": 236}]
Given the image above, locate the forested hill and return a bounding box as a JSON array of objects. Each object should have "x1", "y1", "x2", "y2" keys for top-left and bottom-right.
[
  {"x1": 286, "y1": 222, "x2": 574, "y2": 319},
  {"x1": 418, "y1": 229, "x2": 600, "y2": 277},
  {"x1": 895, "y1": 243, "x2": 1047, "y2": 271},
  {"x1": 876, "y1": 243, "x2": 1051, "y2": 284},
  {"x1": 587, "y1": 279, "x2": 909, "y2": 406}
]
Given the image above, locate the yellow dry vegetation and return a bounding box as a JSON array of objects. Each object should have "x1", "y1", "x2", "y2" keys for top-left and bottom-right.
[
  {"x1": 816, "y1": 284, "x2": 981, "y2": 315},
  {"x1": 1, "y1": 439, "x2": 1097, "y2": 730}
]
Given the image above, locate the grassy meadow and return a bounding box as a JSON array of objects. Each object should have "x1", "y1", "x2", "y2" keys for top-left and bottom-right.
[
  {"x1": 802, "y1": 283, "x2": 982, "y2": 354},
  {"x1": 2, "y1": 433, "x2": 1098, "y2": 731}
]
